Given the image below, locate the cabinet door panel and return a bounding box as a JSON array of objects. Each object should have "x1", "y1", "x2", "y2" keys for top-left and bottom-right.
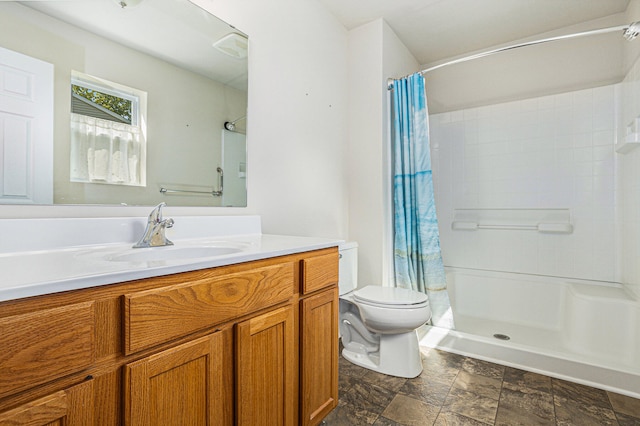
[
  {"x1": 0, "y1": 379, "x2": 94, "y2": 426},
  {"x1": 236, "y1": 306, "x2": 296, "y2": 426},
  {"x1": 300, "y1": 288, "x2": 339, "y2": 425},
  {"x1": 124, "y1": 329, "x2": 232, "y2": 426}
]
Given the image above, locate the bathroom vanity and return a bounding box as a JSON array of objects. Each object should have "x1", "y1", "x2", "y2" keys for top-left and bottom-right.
[{"x1": 0, "y1": 217, "x2": 340, "y2": 425}]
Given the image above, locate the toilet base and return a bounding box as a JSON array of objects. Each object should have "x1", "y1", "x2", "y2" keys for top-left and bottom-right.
[{"x1": 341, "y1": 330, "x2": 423, "y2": 378}]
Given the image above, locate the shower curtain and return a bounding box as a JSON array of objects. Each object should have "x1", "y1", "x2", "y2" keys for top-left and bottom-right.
[{"x1": 391, "y1": 73, "x2": 453, "y2": 328}]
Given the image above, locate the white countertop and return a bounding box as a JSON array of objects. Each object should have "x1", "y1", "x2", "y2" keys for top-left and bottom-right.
[{"x1": 0, "y1": 216, "x2": 341, "y2": 302}]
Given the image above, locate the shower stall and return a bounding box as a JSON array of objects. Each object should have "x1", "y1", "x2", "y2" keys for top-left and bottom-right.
[{"x1": 396, "y1": 22, "x2": 640, "y2": 398}]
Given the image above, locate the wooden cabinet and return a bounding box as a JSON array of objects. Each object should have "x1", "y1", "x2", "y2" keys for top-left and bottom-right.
[
  {"x1": 0, "y1": 247, "x2": 338, "y2": 425},
  {"x1": 124, "y1": 329, "x2": 233, "y2": 426},
  {"x1": 0, "y1": 380, "x2": 94, "y2": 426},
  {"x1": 298, "y1": 251, "x2": 340, "y2": 425},
  {"x1": 123, "y1": 262, "x2": 293, "y2": 354},
  {"x1": 300, "y1": 288, "x2": 339, "y2": 426},
  {"x1": 0, "y1": 302, "x2": 95, "y2": 399},
  {"x1": 236, "y1": 306, "x2": 296, "y2": 426}
]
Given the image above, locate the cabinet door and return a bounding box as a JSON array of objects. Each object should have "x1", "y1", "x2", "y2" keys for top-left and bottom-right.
[
  {"x1": 124, "y1": 329, "x2": 233, "y2": 426},
  {"x1": 0, "y1": 379, "x2": 94, "y2": 426},
  {"x1": 236, "y1": 306, "x2": 296, "y2": 426},
  {"x1": 300, "y1": 288, "x2": 339, "y2": 426}
]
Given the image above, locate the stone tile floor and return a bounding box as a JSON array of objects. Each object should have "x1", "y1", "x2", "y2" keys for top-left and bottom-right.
[{"x1": 324, "y1": 347, "x2": 640, "y2": 425}]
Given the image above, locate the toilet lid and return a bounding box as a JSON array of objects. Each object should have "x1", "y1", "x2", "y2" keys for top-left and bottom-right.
[{"x1": 353, "y1": 286, "x2": 428, "y2": 306}]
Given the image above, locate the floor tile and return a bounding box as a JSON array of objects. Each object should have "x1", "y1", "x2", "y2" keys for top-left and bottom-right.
[
  {"x1": 361, "y1": 369, "x2": 408, "y2": 393},
  {"x1": 421, "y1": 363, "x2": 460, "y2": 385},
  {"x1": 338, "y1": 374, "x2": 359, "y2": 400},
  {"x1": 461, "y1": 358, "x2": 505, "y2": 380},
  {"x1": 330, "y1": 347, "x2": 640, "y2": 426},
  {"x1": 398, "y1": 372, "x2": 452, "y2": 406},
  {"x1": 434, "y1": 411, "x2": 491, "y2": 425},
  {"x1": 341, "y1": 378, "x2": 397, "y2": 416},
  {"x1": 380, "y1": 394, "x2": 440, "y2": 425},
  {"x1": 324, "y1": 402, "x2": 379, "y2": 425},
  {"x1": 502, "y1": 367, "x2": 552, "y2": 395},
  {"x1": 495, "y1": 386, "x2": 555, "y2": 425},
  {"x1": 554, "y1": 394, "x2": 618, "y2": 426},
  {"x1": 372, "y1": 417, "x2": 404, "y2": 426},
  {"x1": 616, "y1": 411, "x2": 640, "y2": 426},
  {"x1": 442, "y1": 387, "x2": 499, "y2": 424},
  {"x1": 552, "y1": 378, "x2": 612, "y2": 410},
  {"x1": 421, "y1": 347, "x2": 466, "y2": 373},
  {"x1": 608, "y1": 391, "x2": 640, "y2": 418},
  {"x1": 339, "y1": 354, "x2": 368, "y2": 379},
  {"x1": 451, "y1": 370, "x2": 502, "y2": 400},
  {"x1": 420, "y1": 349, "x2": 465, "y2": 385}
]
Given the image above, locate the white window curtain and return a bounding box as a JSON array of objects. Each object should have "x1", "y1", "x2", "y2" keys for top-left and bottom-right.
[{"x1": 70, "y1": 113, "x2": 144, "y2": 186}]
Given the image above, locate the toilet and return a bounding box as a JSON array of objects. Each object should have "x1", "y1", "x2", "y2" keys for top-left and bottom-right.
[{"x1": 339, "y1": 242, "x2": 431, "y2": 378}]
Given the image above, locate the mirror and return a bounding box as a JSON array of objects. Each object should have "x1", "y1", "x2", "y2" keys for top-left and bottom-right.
[{"x1": 0, "y1": 0, "x2": 248, "y2": 207}]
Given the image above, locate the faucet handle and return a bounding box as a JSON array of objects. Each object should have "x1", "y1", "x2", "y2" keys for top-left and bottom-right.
[{"x1": 149, "y1": 202, "x2": 166, "y2": 223}]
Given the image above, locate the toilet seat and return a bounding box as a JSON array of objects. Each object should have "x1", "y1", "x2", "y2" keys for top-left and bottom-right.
[{"x1": 353, "y1": 286, "x2": 428, "y2": 309}]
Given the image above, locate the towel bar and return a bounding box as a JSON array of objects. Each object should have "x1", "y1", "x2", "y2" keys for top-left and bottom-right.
[{"x1": 160, "y1": 167, "x2": 223, "y2": 197}]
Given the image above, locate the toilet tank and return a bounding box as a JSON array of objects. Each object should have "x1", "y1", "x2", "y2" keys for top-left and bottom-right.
[{"x1": 339, "y1": 242, "x2": 358, "y2": 295}]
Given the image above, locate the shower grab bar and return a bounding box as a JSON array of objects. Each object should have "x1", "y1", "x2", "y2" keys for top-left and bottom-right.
[
  {"x1": 160, "y1": 167, "x2": 223, "y2": 197},
  {"x1": 452, "y1": 221, "x2": 573, "y2": 234}
]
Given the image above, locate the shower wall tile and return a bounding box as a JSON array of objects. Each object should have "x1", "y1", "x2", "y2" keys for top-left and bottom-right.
[
  {"x1": 431, "y1": 84, "x2": 617, "y2": 283},
  {"x1": 450, "y1": 110, "x2": 464, "y2": 122},
  {"x1": 463, "y1": 107, "x2": 479, "y2": 120},
  {"x1": 618, "y1": 54, "x2": 640, "y2": 299}
]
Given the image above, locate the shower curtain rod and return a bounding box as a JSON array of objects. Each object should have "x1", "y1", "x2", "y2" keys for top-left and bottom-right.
[{"x1": 387, "y1": 21, "x2": 640, "y2": 89}]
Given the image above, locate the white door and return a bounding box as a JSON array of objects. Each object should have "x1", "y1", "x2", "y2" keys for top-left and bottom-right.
[
  {"x1": 0, "y1": 46, "x2": 54, "y2": 204},
  {"x1": 221, "y1": 129, "x2": 247, "y2": 207}
]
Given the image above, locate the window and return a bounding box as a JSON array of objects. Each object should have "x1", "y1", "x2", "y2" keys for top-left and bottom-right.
[{"x1": 69, "y1": 71, "x2": 147, "y2": 186}]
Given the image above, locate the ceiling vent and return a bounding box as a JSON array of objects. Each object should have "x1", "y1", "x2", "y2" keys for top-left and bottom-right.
[{"x1": 213, "y1": 33, "x2": 248, "y2": 59}]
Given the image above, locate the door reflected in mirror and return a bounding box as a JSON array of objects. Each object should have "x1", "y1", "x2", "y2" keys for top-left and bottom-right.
[{"x1": 0, "y1": 0, "x2": 248, "y2": 207}]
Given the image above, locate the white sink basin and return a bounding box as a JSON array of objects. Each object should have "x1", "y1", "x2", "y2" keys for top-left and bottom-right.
[{"x1": 107, "y1": 246, "x2": 243, "y2": 262}]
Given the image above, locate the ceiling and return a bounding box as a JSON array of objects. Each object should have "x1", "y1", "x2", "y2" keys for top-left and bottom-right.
[
  {"x1": 317, "y1": 0, "x2": 631, "y2": 67},
  {"x1": 318, "y1": 0, "x2": 636, "y2": 112}
]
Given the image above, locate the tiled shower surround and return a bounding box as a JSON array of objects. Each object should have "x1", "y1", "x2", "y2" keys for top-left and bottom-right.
[
  {"x1": 430, "y1": 84, "x2": 617, "y2": 282},
  {"x1": 619, "y1": 54, "x2": 640, "y2": 300}
]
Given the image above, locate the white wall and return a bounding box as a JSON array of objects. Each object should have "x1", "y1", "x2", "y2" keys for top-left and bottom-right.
[
  {"x1": 346, "y1": 19, "x2": 419, "y2": 286},
  {"x1": 346, "y1": 20, "x2": 384, "y2": 287},
  {"x1": 204, "y1": 0, "x2": 350, "y2": 238},
  {"x1": 431, "y1": 85, "x2": 617, "y2": 282},
  {"x1": 0, "y1": 0, "x2": 350, "y2": 241}
]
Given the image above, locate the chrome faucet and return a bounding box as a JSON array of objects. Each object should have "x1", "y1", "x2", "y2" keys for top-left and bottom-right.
[{"x1": 133, "y1": 202, "x2": 174, "y2": 248}]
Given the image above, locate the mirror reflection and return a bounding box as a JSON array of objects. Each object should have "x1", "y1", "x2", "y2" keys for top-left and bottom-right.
[{"x1": 0, "y1": 0, "x2": 248, "y2": 207}]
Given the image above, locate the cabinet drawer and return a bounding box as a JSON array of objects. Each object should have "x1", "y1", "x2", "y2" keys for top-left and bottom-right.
[
  {"x1": 0, "y1": 302, "x2": 95, "y2": 398},
  {"x1": 124, "y1": 262, "x2": 294, "y2": 354},
  {"x1": 0, "y1": 379, "x2": 94, "y2": 425},
  {"x1": 301, "y1": 252, "x2": 338, "y2": 294}
]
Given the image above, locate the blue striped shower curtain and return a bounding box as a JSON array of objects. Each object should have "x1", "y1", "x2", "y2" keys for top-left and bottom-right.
[{"x1": 392, "y1": 73, "x2": 453, "y2": 328}]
